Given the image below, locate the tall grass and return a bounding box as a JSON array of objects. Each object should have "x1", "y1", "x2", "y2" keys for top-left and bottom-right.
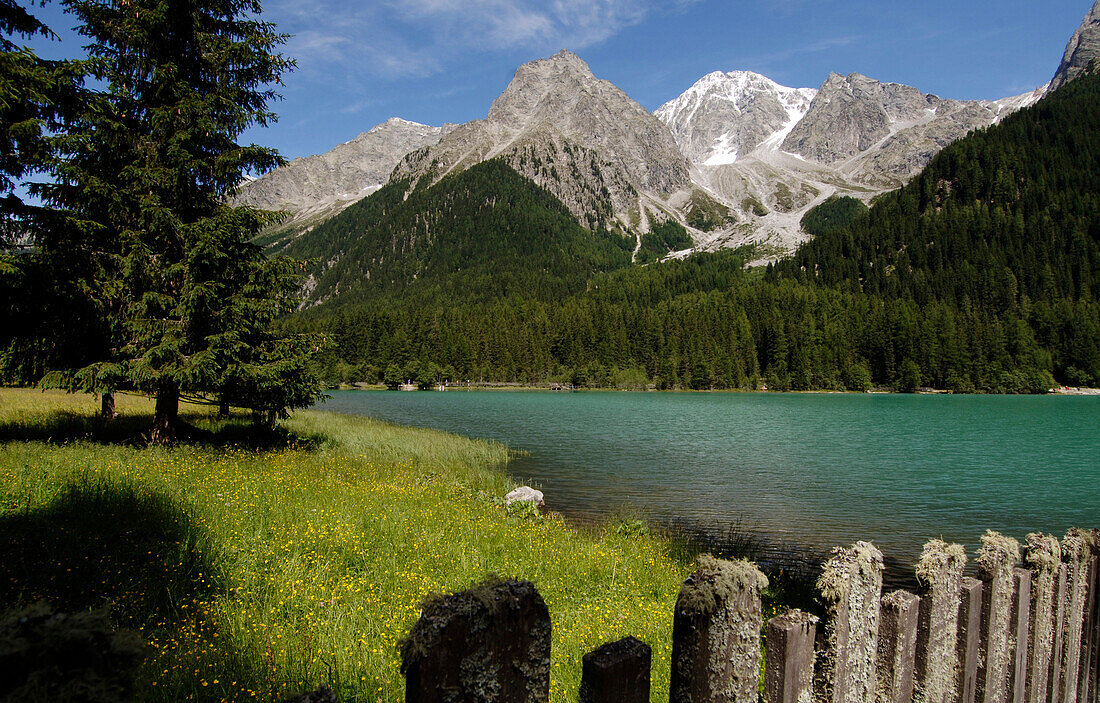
[{"x1": 0, "y1": 389, "x2": 695, "y2": 702}]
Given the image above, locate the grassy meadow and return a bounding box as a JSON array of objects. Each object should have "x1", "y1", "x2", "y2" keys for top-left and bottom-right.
[{"x1": 0, "y1": 388, "x2": 740, "y2": 702}]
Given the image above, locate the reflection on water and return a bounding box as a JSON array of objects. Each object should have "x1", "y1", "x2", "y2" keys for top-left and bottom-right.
[{"x1": 320, "y1": 391, "x2": 1100, "y2": 575}]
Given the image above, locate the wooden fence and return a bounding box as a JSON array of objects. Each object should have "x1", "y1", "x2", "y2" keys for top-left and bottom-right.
[{"x1": 398, "y1": 528, "x2": 1100, "y2": 703}]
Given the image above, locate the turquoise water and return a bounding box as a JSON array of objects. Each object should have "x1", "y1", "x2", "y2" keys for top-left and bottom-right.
[{"x1": 321, "y1": 391, "x2": 1099, "y2": 571}]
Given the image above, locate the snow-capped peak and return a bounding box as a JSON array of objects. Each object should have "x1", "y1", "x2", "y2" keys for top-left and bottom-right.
[{"x1": 656, "y1": 70, "x2": 817, "y2": 167}]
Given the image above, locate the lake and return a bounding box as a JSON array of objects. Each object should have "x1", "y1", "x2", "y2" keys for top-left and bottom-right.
[{"x1": 320, "y1": 390, "x2": 1099, "y2": 576}]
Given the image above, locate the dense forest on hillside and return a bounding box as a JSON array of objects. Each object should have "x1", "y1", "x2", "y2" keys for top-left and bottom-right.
[
  {"x1": 800, "y1": 196, "x2": 869, "y2": 237},
  {"x1": 283, "y1": 70, "x2": 1100, "y2": 392},
  {"x1": 289, "y1": 249, "x2": 1058, "y2": 393},
  {"x1": 280, "y1": 160, "x2": 635, "y2": 306},
  {"x1": 769, "y1": 68, "x2": 1100, "y2": 386}
]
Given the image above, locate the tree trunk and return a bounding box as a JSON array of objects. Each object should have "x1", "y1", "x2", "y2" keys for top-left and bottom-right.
[
  {"x1": 100, "y1": 392, "x2": 117, "y2": 420},
  {"x1": 218, "y1": 397, "x2": 230, "y2": 417},
  {"x1": 149, "y1": 384, "x2": 179, "y2": 444}
]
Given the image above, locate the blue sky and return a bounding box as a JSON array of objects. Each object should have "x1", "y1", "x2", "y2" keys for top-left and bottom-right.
[{"x1": 23, "y1": 0, "x2": 1094, "y2": 163}]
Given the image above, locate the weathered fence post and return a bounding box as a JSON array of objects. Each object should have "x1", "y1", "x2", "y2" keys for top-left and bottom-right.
[
  {"x1": 670, "y1": 555, "x2": 767, "y2": 703},
  {"x1": 1058, "y1": 529, "x2": 1095, "y2": 703},
  {"x1": 1050, "y1": 564, "x2": 1070, "y2": 703},
  {"x1": 578, "y1": 636, "x2": 651, "y2": 703},
  {"x1": 400, "y1": 578, "x2": 551, "y2": 703},
  {"x1": 1024, "y1": 533, "x2": 1061, "y2": 703},
  {"x1": 814, "y1": 541, "x2": 884, "y2": 703},
  {"x1": 957, "y1": 577, "x2": 984, "y2": 703},
  {"x1": 1007, "y1": 568, "x2": 1033, "y2": 703},
  {"x1": 877, "y1": 590, "x2": 920, "y2": 703},
  {"x1": 914, "y1": 539, "x2": 967, "y2": 703},
  {"x1": 766, "y1": 610, "x2": 819, "y2": 703},
  {"x1": 977, "y1": 532, "x2": 1022, "y2": 703},
  {"x1": 1080, "y1": 530, "x2": 1100, "y2": 703}
]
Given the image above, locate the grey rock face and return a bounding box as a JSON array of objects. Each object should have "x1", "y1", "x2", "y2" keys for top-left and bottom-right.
[
  {"x1": 655, "y1": 71, "x2": 816, "y2": 167},
  {"x1": 782, "y1": 73, "x2": 942, "y2": 164},
  {"x1": 856, "y1": 100, "x2": 1012, "y2": 185},
  {"x1": 666, "y1": 68, "x2": 1044, "y2": 263},
  {"x1": 782, "y1": 74, "x2": 1045, "y2": 182},
  {"x1": 392, "y1": 50, "x2": 690, "y2": 224},
  {"x1": 233, "y1": 118, "x2": 451, "y2": 214},
  {"x1": 1050, "y1": 0, "x2": 1100, "y2": 91}
]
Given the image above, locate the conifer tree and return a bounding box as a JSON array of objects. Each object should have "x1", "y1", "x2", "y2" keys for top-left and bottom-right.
[
  {"x1": 0, "y1": 0, "x2": 90, "y2": 385},
  {"x1": 39, "y1": 0, "x2": 323, "y2": 441}
]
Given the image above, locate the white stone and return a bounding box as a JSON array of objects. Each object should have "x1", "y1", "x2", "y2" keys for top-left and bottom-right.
[{"x1": 504, "y1": 486, "x2": 545, "y2": 509}]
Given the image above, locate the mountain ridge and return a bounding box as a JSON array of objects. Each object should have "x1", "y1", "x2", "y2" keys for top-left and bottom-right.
[
  {"x1": 1051, "y1": 0, "x2": 1100, "y2": 90},
  {"x1": 232, "y1": 117, "x2": 453, "y2": 240},
  {"x1": 389, "y1": 50, "x2": 693, "y2": 231},
  {"x1": 234, "y1": 3, "x2": 1097, "y2": 262}
]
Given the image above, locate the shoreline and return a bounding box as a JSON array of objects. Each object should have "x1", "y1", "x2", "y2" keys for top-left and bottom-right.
[{"x1": 332, "y1": 382, "x2": 1100, "y2": 396}]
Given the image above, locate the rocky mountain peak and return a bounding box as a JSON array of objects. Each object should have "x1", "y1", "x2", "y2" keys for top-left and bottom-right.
[
  {"x1": 780, "y1": 72, "x2": 942, "y2": 163},
  {"x1": 392, "y1": 50, "x2": 691, "y2": 226},
  {"x1": 525, "y1": 48, "x2": 591, "y2": 76},
  {"x1": 376, "y1": 117, "x2": 426, "y2": 130},
  {"x1": 1050, "y1": 0, "x2": 1100, "y2": 91},
  {"x1": 232, "y1": 117, "x2": 450, "y2": 229}
]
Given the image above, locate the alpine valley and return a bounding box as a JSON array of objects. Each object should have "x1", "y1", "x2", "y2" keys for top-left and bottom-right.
[{"x1": 250, "y1": 1, "x2": 1100, "y2": 393}]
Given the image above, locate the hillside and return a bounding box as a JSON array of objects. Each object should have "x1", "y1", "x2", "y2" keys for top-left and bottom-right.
[
  {"x1": 770, "y1": 67, "x2": 1100, "y2": 385},
  {"x1": 278, "y1": 160, "x2": 636, "y2": 309}
]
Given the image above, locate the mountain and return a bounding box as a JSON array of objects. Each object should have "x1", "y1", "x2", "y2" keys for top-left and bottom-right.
[
  {"x1": 1050, "y1": 0, "x2": 1100, "y2": 91},
  {"x1": 770, "y1": 66, "x2": 1100, "y2": 386},
  {"x1": 655, "y1": 71, "x2": 1045, "y2": 262},
  {"x1": 279, "y1": 160, "x2": 635, "y2": 310},
  {"x1": 787, "y1": 73, "x2": 983, "y2": 167},
  {"x1": 390, "y1": 50, "x2": 695, "y2": 231},
  {"x1": 245, "y1": 2, "x2": 1087, "y2": 269},
  {"x1": 233, "y1": 118, "x2": 451, "y2": 238},
  {"x1": 289, "y1": 71, "x2": 1100, "y2": 393},
  {"x1": 654, "y1": 71, "x2": 817, "y2": 167}
]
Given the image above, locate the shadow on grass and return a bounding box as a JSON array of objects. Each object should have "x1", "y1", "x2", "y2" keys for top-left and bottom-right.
[
  {"x1": 0, "y1": 409, "x2": 327, "y2": 451},
  {"x1": 0, "y1": 479, "x2": 267, "y2": 701}
]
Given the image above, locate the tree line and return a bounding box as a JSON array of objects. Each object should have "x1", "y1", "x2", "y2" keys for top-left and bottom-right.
[{"x1": 288, "y1": 250, "x2": 1061, "y2": 394}]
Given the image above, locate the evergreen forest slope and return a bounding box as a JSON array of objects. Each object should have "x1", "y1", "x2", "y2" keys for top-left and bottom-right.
[
  {"x1": 276, "y1": 160, "x2": 635, "y2": 308},
  {"x1": 285, "y1": 71, "x2": 1100, "y2": 392},
  {"x1": 769, "y1": 67, "x2": 1100, "y2": 386}
]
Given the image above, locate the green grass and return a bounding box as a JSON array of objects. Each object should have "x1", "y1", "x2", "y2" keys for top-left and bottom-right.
[{"x1": 0, "y1": 389, "x2": 715, "y2": 702}]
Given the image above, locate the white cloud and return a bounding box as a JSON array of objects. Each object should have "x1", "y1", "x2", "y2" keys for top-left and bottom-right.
[{"x1": 267, "y1": 0, "x2": 692, "y2": 81}]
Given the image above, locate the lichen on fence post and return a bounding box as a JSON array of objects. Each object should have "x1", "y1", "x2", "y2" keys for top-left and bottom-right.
[
  {"x1": 1080, "y1": 530, "x2": 1100, "y2": 703},
  {"x1": 1049, "y1": 564, "x2": 1070, "y2": 703},
  {"x1": 1007, "y1": 568, "x2": 1033, "y2": 703},
  {"x1": 1024, "y1": 533, "x2": 1061, "y2": 703},
  {"x1": 670, "y1": 555, "x2": 768, "y2": 703},
  {"x1": 766, "y1": 609, "x2": 819, "y2": 703},
  {"x1": 400, "y1": 578, "x2": 551, "y2": 703},
  {"x1": 914, "y1": 539, "x2": 967, "y2": 703},
  {"x1": 1057, "y1": 529, "x2": 1094, "y2": 703},
  {"x1": 813, "y1": 541, "x2": 884, "y2": 703},
  {"x1": 877, "y1": 590, "x2": 920, "y2": 703},
  {"x1": 578, "y1": 636, "x2": 651, "y2": 703},
  {"x1": 977, "y1": 532, "x2": 1022, "y2": 703},
  {"x1": 956, "y1": 577, "x2": 984, "y2": 703}
]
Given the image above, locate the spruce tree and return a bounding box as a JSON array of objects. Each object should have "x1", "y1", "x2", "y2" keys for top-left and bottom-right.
[
  {"x1": 39, "y1": 0, "x2": 323, "y2": 441},
  {"x1": 0, "y1": 0, "x2": 91, "y2": 385}
]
